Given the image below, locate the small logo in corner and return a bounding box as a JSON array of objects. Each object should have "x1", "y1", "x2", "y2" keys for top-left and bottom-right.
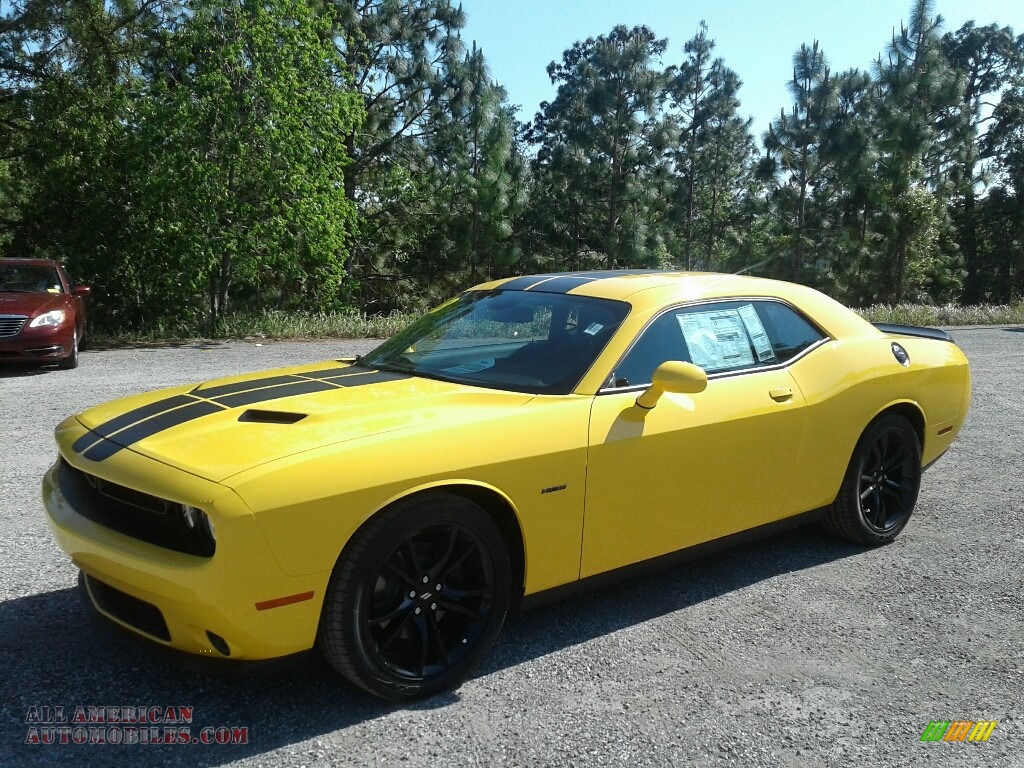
[{"x1": 920, "y1": 720, "x2": 997, "y2": 742}]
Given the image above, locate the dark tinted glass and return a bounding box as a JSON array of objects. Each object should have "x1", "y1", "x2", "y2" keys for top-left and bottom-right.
[{"x1": 609, "y1": 300, "x2": 825, "y2": 387}]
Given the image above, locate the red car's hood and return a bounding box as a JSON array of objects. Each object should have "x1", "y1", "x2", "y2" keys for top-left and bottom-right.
[{"x1": 0, "y1": 290, "x2": 66, "y2": 316}]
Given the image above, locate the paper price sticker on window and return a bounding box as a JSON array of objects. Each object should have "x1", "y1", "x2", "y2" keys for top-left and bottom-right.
[
  {"x1": 737, "y1": 304, "x2": 776, "y2": 363},
  {"x1": 677, "y1": 309, "x2": 755, "y2": 372}
]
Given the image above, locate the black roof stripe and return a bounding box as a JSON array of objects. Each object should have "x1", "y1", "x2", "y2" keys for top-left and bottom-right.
[{"x1": 497, "y1": 270, "x2": 660, "y2": 294}]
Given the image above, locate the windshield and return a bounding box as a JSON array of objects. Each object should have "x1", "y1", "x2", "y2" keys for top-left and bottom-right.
[
  {"x1": 0, "y1": 264, "x2": 63, "y2": 293},
  {"x1": 362, "y1": 290, "x2": 631, "y2": 394}
]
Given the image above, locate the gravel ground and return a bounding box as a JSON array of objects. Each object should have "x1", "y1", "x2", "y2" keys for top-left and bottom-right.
[{"x1": 1, "y1": 329, "x2": 1021, "y2": 768}]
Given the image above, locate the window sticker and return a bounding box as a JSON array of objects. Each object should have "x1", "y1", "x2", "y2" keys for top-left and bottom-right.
[
  {"x1": 737, "y1": 304, "x2": 776, "y2": 363},
  {"x1": 583, "y1": 323, "x2": 604, "y2": 336},
  {"x1": 677, "y1": 309, "x2": 755, "y2": 372},
  {"x1": 443, "y1": 359, "x2": 496, "y2": 374}
]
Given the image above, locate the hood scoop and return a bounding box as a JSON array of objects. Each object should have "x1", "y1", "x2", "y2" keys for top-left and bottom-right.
[{"x1": 238, "y1": 409, "x2": 307, "y2": 425}]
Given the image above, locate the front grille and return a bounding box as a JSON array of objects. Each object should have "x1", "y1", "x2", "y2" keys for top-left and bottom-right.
[
  {"x1": 85, "y1": 574, "x2": 171, "y2": 641},
  {"x1": 0, "y1": 314, "x2": 28, "y2": 338},
  {"x1": 58, "y1": 458, "x2": 215, "y2": 557}
]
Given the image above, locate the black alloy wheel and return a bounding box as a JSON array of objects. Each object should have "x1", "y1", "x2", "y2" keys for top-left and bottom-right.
[
  {"x1": 319, "y1": 493, "x2": 511, "y2": 700},
  {"x1": 824, "y1": 414, "x2": 922, "y2": 545}
]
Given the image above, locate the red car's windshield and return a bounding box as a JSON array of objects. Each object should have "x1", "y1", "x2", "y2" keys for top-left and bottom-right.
[{"x1": 0, "y1": 264, "x2": 63, "y2": 293}]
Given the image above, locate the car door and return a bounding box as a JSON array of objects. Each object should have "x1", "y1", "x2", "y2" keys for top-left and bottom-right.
[{"x1": 581, "y1": 299, "x2": 827, "y2": 577}]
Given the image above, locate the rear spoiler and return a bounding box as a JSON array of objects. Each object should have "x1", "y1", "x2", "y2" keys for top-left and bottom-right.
[{"x1": 872, "y1": 322, "x2": 952, "y2": 342}]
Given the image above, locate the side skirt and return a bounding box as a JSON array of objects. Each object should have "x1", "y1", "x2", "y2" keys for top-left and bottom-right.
[{"x1": 519, "y1": 507, "x2": 828, "y2": 611}]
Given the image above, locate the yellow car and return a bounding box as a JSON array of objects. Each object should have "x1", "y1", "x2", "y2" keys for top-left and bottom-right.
[{"x1": 42, "y1": 271, "x2": 971, "y2": 699}]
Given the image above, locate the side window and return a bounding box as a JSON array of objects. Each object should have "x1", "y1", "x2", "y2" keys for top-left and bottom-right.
[
  {"x1": 756, "y1": 301, "x2": 826, "y2": 362},
  {"x1": 611, "y1": 312, "x2": 690, "y2": 388},
  {"x1": 609, "y1": 299, "x2": 825, "y2": 388}
]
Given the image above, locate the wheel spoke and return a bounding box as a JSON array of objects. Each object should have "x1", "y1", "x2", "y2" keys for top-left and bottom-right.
[
  {"x1": 860, "y1": 485, "x2": 874, "y2": 501},
  {"x1": 383, "y1": 558, "x2": 419, "y2": 588},
  {"x1": 368, "y1": 600, "x2": 413, "y2": 627},
  {"x1": 883, "y1": 478, "x2": 911, "y2": 495},
  {"x1": 377, "y1": 609, "x2": 414, "y2": 653},
  {"x1": 436, "y1": 598, "x2": 485, "y2": 619},
  {"x1": 427, "y1": 611, "x2": 452, "y2": 665},
  {"x1": 870, "y1": 487, "x2": 885, "y2": 526},
  {"x1": 884, "y1": 444, "x2": 909, "y2": 470},
  {"x1": 438, "y1": 539, "x2": 481, "y2": 582},
  {"x1": 413, "y1": 613, "x2": 431, "y2": 677},
  {"x1": 403, "y1": 540, "x2": 425, "y2": 582},
  {"x1": 428, "y1": 527, "x2": 460, "y2": 578}
]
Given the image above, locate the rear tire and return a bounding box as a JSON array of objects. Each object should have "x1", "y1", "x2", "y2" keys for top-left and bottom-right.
[
  {"x1": 319, "y1": 492, "x2": 511, "y2": 700},
  {"x1": 824, "y1": 414, "x2": 921, "y2": 545}
]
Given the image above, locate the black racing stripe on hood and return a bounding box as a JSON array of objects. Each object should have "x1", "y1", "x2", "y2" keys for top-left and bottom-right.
[
  {"x1": 73, "y1": 367, "x2": 414, "y2": 461},
  {"x1": 192, "y1": 365, "x2": 350, "y2": 398},
  {"x1": 319, "y1": 370, "x2": 414, "y2": 386},
  {"x1": 213, "y1": 379, "x2": 338, "y2": 409},
  {"x1": 71, "y1": 394, "x2": 196, "y2": 454},
  {"x1": 82, "y1": 400, "x2": 225, "y2": 461}
]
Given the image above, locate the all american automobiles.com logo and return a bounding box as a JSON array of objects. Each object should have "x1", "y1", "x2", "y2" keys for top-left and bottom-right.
[
  {"x1": 920, "y1": 720, "x2": 998, "y2": 743},
  {"x1": 24, "y1": 705, "x2": 249, "y2": 746}
]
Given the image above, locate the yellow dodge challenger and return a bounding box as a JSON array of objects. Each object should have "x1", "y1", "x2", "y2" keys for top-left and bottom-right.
[{"x1": 42, "y1": 271, "x2": 971, "y2": 699}]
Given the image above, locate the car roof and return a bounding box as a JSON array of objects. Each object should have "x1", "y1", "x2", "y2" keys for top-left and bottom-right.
[
  {"x1": 1, "y1": 258, "x2": 62, "y2": 268},
  {"x1": 472, "y1": 269, "x2": 873, "y2": 338},
  {"x1": 476, "y1": 270, "x2": 800, "y2": 304}
]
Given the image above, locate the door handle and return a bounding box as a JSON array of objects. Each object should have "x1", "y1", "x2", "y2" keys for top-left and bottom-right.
[{"x1": 769, "y1": 386, "x2": 793, "y2": 402}]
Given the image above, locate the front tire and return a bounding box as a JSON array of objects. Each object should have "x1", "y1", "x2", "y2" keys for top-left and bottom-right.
[
  {"x1": 319, "y1": 493, "x2": 511, "y2": 700},
  {"x1": 58, "y1": 328, "x2": 79, "y2": 370},
  {"x1": 824, "y1": 414, "x2": 922, "y2": 545}
]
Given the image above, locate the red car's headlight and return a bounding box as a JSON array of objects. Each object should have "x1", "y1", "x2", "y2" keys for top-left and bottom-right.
[{"x1": 29, "y1": 310, "x2": 67, "y2": 328}]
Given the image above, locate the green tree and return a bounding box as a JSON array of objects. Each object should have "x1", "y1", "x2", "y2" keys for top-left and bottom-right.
[
  {"x1": 135, "y1": 0, "x2": 363, "y2": 329},
  {"x1": 761, "y1": 41, "x2": 837, "y2": 281},
  {"x1": 530, "y1": 25, "x2": 673, "y2": 270},
  {"x1": 872, "y1": 0, "x2": 963, "y2": 302},
  {"x1": 329, "y1": 0, "x2": 469, "y2": 297},
  {"x1": 666, "y1": 22, "x2": 754, "y2": 271},
  {"x1": 941, "y1": 22, "x2": 1024, "y2": 302}
]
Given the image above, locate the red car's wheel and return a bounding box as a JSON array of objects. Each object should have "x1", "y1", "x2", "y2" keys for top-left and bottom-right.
[{"x1": 57, "y1": 328, "x2": 79, "y2": 370}]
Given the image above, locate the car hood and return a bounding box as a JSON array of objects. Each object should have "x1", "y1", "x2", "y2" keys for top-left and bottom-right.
[
  {"x1": 69, "y1": 360, "x2": 534, "y2": 482},
  {"x1": 0, "y1": 290, "x2": 63, "y2": 316}
]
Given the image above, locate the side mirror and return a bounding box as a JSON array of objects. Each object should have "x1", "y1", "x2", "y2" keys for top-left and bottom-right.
[
  {"x1": 635, "y1": 361, "x2": 707, "y2": 410},
  {"x1": 73, "y1": 285, "x2": 91, "y2": 297}
]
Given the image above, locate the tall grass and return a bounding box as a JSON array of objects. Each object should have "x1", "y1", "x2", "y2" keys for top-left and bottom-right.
[
  {"x1": 856, "y1": 303, "x2": 1024, "y2": 326},
  {"x1": 90, "y1": 309, "x2": 416, "y2": 345},
  {"x1": 90, "y1": 302, "x2": 1023, "y2": 345}
]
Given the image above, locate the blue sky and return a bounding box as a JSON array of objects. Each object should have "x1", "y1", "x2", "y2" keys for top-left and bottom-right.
[{"x1": 457, "y1": 0, "x2": 1023, "y2": 141}]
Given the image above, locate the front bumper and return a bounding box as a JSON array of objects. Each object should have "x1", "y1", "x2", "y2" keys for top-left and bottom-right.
[
  {"x1": 42, "y1": 435, "x2": 331, "y2": 661},
  {"x1": 0, "y1": 321, "x2": 73, "y2": 361}
]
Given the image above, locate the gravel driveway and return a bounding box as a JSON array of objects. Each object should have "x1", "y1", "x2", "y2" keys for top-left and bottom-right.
[{"x1": 1, "y1": 328, "x2": 1021, "y2": 767}]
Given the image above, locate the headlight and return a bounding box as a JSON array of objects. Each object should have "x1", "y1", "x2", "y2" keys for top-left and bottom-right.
[
  {"x1": 180, "y1": 505, "x2": 216, "y2": 552},
  {"x1": 29, "y1": 310, "x2": 67, "y2": 328}
]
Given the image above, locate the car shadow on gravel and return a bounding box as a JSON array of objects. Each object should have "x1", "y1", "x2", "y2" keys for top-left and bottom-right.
[
  {"x1": 488, "y1": 524, "x2": 860, "y2": 671},
  {"x1": 0, "y1": 363, "x2": 64, "y2": 377},
  {"x1": 1, "y1": 525, "x2": 859, "y2": 767}
]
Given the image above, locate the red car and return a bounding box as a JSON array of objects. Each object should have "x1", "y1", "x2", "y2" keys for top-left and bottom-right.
[{"x1": 0, "y1": 258, "x2": 90, "y2": 369}]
